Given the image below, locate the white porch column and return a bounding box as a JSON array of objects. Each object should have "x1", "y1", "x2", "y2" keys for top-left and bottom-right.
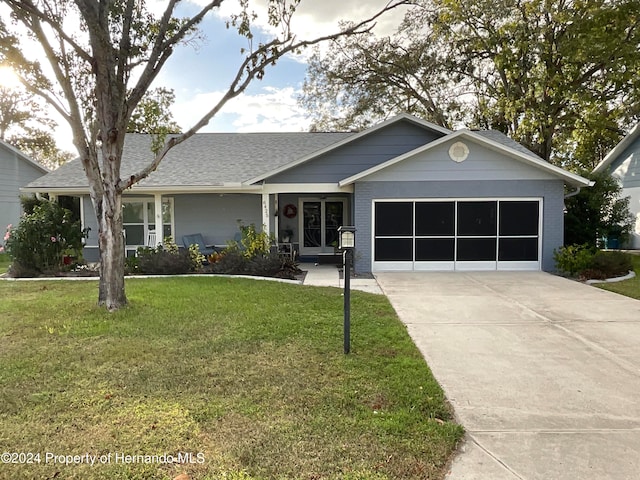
[
  {"x1": 153, "y1": 193, "x2": 162, "y2": 246},
  {"x1": 274, "y1": 194, "x2": 279, "y2": 241},
  {"x1": 262, "y1": 193, "x2": 270, "y2": 236}
]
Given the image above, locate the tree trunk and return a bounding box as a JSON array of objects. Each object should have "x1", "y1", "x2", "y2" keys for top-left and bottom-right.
[{"x1": 96, "y1": 189, "x2": 127, "y2": 311}]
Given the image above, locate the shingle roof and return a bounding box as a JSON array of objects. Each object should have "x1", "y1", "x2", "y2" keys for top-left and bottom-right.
[
  {"x1": 26, "y1": 132, "x2": 353, "y2": 190},
  {"x1": 472, "y1": 130, "x2": 543, "y2": 160}
]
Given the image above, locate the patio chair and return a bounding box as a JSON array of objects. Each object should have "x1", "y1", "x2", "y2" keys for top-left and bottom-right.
[
  {"x1": 146, "y1": 230, "x2": 157, "y2": 247},
  {"x1": 182, "y1": 233, "x2": 216, "y2": 256}
]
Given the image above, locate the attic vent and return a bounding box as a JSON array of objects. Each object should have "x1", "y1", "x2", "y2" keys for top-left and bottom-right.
[{"x1": 449, "y1": 142, "x2": 469, "y2": 163}]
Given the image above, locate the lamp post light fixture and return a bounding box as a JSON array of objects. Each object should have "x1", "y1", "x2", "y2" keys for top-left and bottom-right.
[{"x1": 338, "y1": 226, "x2": 356, "y2": 354}]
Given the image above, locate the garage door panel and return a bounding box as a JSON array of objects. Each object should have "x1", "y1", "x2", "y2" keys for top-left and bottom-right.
[
  {"x1": 374, "y1": 202, "x2": 413, "y2": 236},
  {"x1": 415, "y1": 202, "x2": 455, "y2": 236},
  {"x1": 498, "y1": 238, "x2": 539, "y2": 261},
  {"x1": 458, "y1": 201, "x2": 497, "y2": 236},
  {"x1": 500, "y1": 201, "x2": 539, "y2": 236},
  {"x1": 416, "y1": 238, "x2": 455, "y2": 261},
  {"x1": 375, "y1": 238, "x2": 412, "y2": 261},
  {"x1": 457, "y1": 238, "x2": 497, "y2": 261}
]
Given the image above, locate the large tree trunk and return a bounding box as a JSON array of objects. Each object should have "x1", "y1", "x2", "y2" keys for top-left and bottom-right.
[{"x1": 95, "y1": 189, "x2": 127, "y2": 311}]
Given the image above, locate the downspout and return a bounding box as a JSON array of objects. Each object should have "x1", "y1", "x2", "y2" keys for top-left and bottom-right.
[
  {"x1": 564, "y1": 187, "x2": 582, "y2": 199},
  {"x1": 563, "y1": 187, "x2": 581, "y2": 214}
]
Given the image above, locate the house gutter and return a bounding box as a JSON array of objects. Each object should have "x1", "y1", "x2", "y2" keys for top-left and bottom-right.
[{"x1": 564, "y1": 187, "x2": 582, "y2": 199}]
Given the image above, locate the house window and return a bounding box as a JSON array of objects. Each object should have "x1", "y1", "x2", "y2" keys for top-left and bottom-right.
[{"x1": 122, "y1": 198, "x2": 173, "y2": 246}]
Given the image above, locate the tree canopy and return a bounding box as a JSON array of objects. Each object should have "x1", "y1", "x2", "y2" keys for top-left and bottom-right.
[
  {"x1": 301, "y1": 0, "x2": 640, "y2": 169},
  {"x1": 1, "y1": 0, "x2": 408, "y2": 310}
]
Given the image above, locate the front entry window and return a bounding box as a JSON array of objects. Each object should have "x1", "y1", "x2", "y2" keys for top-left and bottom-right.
[
  {"x1": 123, "y1": 198, "x2": 173, "y2": 246},
  {"x1": 300, "y1": 198, "x2": 347, "y2": 254}
]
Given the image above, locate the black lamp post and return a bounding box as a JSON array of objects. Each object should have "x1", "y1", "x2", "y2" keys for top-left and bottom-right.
[{"x1": 338, "y1": 226, "x2": 356, "y2": 354}]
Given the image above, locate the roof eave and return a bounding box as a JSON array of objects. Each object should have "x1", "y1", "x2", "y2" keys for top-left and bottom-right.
[{"x1": 593, "y1": 123, "x2": 640, "y2": 174}]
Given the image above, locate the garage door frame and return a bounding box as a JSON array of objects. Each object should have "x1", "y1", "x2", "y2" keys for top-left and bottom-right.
[{"x1": 371, "y1": 197, "x2": 543, "y2": 272}]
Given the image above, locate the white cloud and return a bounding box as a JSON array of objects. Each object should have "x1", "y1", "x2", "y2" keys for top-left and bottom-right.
[
  {"x1": 174, "y1": 85, "x2": 310, "y2": 132},
  {"x1": 189, "y1": 0, "x2": 405, "y2": 38}
]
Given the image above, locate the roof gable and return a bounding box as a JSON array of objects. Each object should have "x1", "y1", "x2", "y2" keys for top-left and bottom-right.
[
  {"x1": 340, "y1": 129, "x2": 592, "y2": 187},
  {"x1": 0, "y1": 140, "x2": 49, "y2": 174},
  {"x1": 244, "y1": 113, "x2": 451, "y2": 185},
  {"x1": 593, "y1": 123, "x2": 640, "y2": 174}
]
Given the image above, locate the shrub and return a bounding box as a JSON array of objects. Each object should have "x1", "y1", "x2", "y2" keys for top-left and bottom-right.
[
  {"x1": 554, "y1": 244, "x2": 595, "y2": 276},
  {"x1": 555, "y1": 244, "x2": 633, "y2": 280},
  {"x1": 587, "y1": 250, "x2": 633, "y2": 279},
  {"x1": 211, "y1": 249, "x2": 248, "y2": 275},
  {"x1": 213, "y1": 251, "x2": 301, "y2": 279},
  {"x1": 3, "y1": 200, "x2": 88, "y2": 276},
  {"x1": 135, "y1": 237, "x2": 202, "y2": 275}
]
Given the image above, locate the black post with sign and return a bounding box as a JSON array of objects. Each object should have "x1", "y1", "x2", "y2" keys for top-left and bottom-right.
[{"x1": 338, "y1": 226, "x2": 356, "y2": 355}]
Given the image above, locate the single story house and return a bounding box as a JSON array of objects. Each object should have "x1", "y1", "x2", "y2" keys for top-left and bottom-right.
[
  {"x1": 0, "y1": 140, "x2": 49, "y2": 241},
  {"x1": 23, "y1": 114, "x2": 591, "y2": 273},
  {"x1": 593, "y1": 123, "x2": 640, "y2": 249}
]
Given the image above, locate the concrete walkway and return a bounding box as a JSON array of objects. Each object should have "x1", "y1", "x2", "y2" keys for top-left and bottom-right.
[
  {"x1": 301, "y1": 263, "x2": 383, "y2": 294},
  {"x1": 376, "y1": 271, "x2": 640, "y2": 480}
]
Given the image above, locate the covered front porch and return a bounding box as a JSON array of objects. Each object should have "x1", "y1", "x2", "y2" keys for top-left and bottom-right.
[{"x1": 70, "y1": 184, "x2": 353, "y2": 262}]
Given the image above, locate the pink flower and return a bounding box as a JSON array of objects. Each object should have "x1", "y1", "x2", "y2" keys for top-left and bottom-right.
[
  {"x1": 0, "y1": 246, "x2": 4, "y2": 253},
  {"x1": 3, "y1": 232, "x2": 9, "y2": 241},
  {"x1": 51, "y1": 236, "x2": 57, "y2": 243}
]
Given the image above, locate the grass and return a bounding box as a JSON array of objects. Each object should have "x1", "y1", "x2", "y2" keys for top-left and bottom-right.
[
  {"x1": 0, "y1": 277, "x2": 462, "y2": 480},
  {"x1": 596, "y1": 253, "x2": 640, "y2": 300}
]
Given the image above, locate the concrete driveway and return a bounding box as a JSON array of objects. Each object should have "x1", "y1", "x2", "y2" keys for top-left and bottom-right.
[{"x1": 375, "y1": 271, "x2": 640, "y2": 480}]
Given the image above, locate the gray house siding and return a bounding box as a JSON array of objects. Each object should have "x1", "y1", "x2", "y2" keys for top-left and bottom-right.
[
  {"x1": 353, "y1": 180, "x2": 565, "y2": 273},
  {"x1": 0, "y1": 145, "x2": 47, "y2": 239},
  {"x1": 173, "y1": 193, "x2": 261, "y2": 246},
  {"x1": 608, "y1": 135, "x2": 640, "y2": 248},
  {"x1": 361, "y1": 140, "x2": 558, "y2": 183},
  {"x1": 81, "y1": 193, "x2": 262, "y2": 261},
  {"x1": 266, "y1": 121, "x2": 445, "y2": 184}
]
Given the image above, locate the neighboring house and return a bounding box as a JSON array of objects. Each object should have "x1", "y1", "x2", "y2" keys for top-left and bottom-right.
[
  {"x1": 0, "y1": 140, "x2": 49, "y2": 243},
  {"x1": 23, "y1": 114, "x2": 591, "y2": 273},
  {"x1": 593, "y1": 123, "x2": 640, "y2": 249}
]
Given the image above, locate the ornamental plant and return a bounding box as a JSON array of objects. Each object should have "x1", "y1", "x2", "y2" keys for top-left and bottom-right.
[{"x1": 4, "y1": 201, "x2": 88, "y2": 276}]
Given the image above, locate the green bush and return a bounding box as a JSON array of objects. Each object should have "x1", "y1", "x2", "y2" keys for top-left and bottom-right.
[
  {"x1": 134, "y1": 237, "x2": 201, "y2": 275},
  {"x1": 588, "y1": 250, "x2": 633, "y2": 278},
  {"x1": 212, "y1": 250, "x2": 301, "y2": 279},
  {"x1": 3, "y1": 200, "x2": 88, "y2": 276},
  {"x1": 554, "y1": 244, "x2": 633, "y2": 279},
  {"x1": 554, "y1": 244, "x2": 595, "y2": 276}
]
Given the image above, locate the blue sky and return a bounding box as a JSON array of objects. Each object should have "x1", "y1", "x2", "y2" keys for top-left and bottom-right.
[
  {"x1": 0, "y1": 1, "x2": 405, "y2": 150},
  {"x1": 151, "y1": 0, "x2": 406, "y2": 134}
]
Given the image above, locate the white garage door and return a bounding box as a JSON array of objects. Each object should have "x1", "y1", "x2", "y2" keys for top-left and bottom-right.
[{"x1": 372, "y1": 199, "x2": 542, "y2": 271}]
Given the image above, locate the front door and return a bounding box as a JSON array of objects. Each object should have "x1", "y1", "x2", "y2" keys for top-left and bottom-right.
[{"x1": 299, "y1": 198, "x2": 346, "y2": 255}]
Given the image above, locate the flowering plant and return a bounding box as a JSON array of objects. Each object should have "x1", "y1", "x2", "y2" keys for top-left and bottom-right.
[{"x1": 4, "y1": 200, "x2": 88, "y2": 275}]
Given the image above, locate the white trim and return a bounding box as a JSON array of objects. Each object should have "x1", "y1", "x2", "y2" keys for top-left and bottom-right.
[
  {"x1": 262, "y1": 193, "x2": 270, "y2": 236},
  {"x1": 261, "y1": 183, "x2": 353, "y2": 194},
  {"x1": 371, "y1": 197, "x2": 543, "y2": 272},
  {"x1": 340, "y1": 130, "x2": 593, "y2": 188},
  {"x1": 244, "y1": 113, "x2": 451, "y2": 185},
  {"x1": 153, "y1": 194, "x2": 163, "y2": 246},
  {"x1": 593, "y1": 123, "x2": 640, "y2": 173},
  {"x1": 21, "y1": 185, "x2": 263, "y2": 195}
]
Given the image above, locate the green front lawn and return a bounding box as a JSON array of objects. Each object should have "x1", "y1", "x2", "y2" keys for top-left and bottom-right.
[
  {"x1": 596, "y1": 253, "x2": 640, "y2": 300},
  {"x1": 0, "y1": 277, "x2": 462, "y2": 480}
]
